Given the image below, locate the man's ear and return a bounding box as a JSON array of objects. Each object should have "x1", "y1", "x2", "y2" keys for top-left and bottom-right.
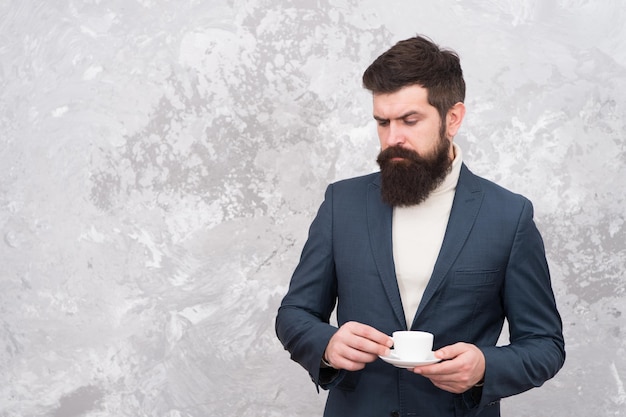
[{"x1": 446, "y1": 102, "x2": 466, "y2": 138}]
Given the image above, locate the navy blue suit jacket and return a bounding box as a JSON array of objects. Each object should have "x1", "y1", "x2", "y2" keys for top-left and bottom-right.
[{"x1": 276, "y1": 164, "x2": 565, "y2": 417}]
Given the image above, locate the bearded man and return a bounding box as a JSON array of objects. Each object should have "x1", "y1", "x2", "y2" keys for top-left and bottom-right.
[{"x1": 276, "y1": 35, "x2": 565, "y2": 417}]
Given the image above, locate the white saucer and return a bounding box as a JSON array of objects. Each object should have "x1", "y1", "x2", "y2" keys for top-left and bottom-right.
[{"x1": 378, "y1": 352, "x2": 441, "y2": 368}]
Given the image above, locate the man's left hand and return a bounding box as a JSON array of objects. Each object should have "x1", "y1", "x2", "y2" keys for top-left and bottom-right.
[{"x1": 411, "y1": 342, "x2": 485, "y2": 394}]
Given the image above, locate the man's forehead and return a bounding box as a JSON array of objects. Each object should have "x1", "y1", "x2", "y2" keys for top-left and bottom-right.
[{"x1": 372, "y1": 87, "x2": 434, "y2": 118}]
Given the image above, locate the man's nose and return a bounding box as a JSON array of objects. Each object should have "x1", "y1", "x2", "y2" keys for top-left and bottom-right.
[{"x1": 385, "y1": 122, "x2": 405, "y2": 147}]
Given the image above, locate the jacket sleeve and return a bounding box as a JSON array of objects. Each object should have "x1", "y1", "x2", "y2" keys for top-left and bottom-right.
[
  {"x1": 275, "y1": 184, "x2": 343, "y2": 389},
  {"x1": 479, "y1": 199, "x2": 565, "y2": 407}
]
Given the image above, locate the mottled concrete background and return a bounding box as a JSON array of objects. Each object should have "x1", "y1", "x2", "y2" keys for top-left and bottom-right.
[{"x1": 0, "y1": 1, "x2": 624, "y2": 416}]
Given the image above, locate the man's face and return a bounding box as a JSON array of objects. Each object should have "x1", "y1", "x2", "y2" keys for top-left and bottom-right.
[
  {"x1": 373, "y1": 85, "x2": 458, "y2": 207},
  {"x1": 372, "y1": 84, "x2": 453, "y2": 160}
]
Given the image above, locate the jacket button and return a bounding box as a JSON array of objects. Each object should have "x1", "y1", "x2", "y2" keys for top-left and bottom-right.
[{"x1": 390, "y1": 412, "x2": 400, "y2": 417}]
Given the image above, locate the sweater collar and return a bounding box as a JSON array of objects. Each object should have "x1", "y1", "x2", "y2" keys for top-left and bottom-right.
[{"x1": 430, "y1": 143, "x2": 463, "y2": 196}]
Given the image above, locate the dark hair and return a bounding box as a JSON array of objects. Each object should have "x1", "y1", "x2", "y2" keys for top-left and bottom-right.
[{"x1": 362, "y1": 35, "x2": 465, "y2": 124}]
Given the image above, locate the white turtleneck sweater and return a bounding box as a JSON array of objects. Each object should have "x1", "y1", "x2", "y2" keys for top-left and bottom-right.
[{"x1": 392, "y1": 144, "x2": 463, "y2": 329}]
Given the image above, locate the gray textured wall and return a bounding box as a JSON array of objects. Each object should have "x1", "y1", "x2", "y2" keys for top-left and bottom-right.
[{"x1": 1, "y1": 1, "x2": 624, "y2": 416}]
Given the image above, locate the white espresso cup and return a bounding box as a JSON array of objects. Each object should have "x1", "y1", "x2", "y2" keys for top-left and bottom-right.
[{"x1": 392, "y1": 331, "x2": 434, "y2": 361}]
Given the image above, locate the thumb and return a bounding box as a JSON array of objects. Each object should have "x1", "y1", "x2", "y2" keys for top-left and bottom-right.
[{"x1": 434, "y1": 342, "x2": 467, "y2": 359}]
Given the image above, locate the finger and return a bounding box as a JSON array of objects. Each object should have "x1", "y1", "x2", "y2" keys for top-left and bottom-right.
[
  {"x1": 415, "y1": 365, "x2": 473, "y2": 393},
  {"x1": 330, "y1": 347, "x2": 380, "y2": 371},
  {"x1": 434, "y1": 342, "x2": 468, "y2": 360},
  {"x1": 330, "y1": 356, "x2": 366, "y2": 372},
  {"x1": 350, "y1": 333, "x2": 393, "y2": 357},
  {"x1": 431, "y1": 381, "x2": 466, "y2": 394},
  {"x1": 432, "y1": 372, "x2": 477, "y2": 393},
  {"x1": 342, "y1": 347, "x2": 381, "y2": 364},
  {"x1": 412, "y1": 361, "x2": 455, "y2": 377},
  {"x1": 349, "y1": 322, "x2": 394, "y2": 348}
]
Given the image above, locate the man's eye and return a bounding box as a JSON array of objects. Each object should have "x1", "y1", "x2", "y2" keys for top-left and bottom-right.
[
  {"x1": 404, "y1": 119, "x2": 418, "y2": 126},
  {"x1": 377, "y1": 120, "x2": 389, "y2": 127}
]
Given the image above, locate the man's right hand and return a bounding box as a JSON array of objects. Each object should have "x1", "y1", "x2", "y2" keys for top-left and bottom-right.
[{"x1": 324, "y1": 321, "x2": 393, "y2": 371}]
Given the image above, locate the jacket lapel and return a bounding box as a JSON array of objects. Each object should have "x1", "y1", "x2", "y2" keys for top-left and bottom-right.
[
  {"x1": 412, "y1": 164, "x2": 484, "y2": 327},
  {"x1": 367, "y1": 176, "x2": 407, "y2": 329}
]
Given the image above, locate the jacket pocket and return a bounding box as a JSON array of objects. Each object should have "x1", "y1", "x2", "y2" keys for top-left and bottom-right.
[{"x1": 452, "y1": 269, "x2": 500, "y2": 286}]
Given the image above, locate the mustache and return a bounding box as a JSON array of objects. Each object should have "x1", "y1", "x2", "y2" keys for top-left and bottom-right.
[{"x1": 376, "y1": 146, "x2": 426, "y2": 165}]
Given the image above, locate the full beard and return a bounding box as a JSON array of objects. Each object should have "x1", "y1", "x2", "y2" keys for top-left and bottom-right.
[{"x1": 376, "y1": 137, "x2": 453, "y2": 207}]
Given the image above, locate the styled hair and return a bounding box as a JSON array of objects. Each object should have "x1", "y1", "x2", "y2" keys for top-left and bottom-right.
[{"x1": 362, "y1": 35, "x2": 466, "y2": 124}]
